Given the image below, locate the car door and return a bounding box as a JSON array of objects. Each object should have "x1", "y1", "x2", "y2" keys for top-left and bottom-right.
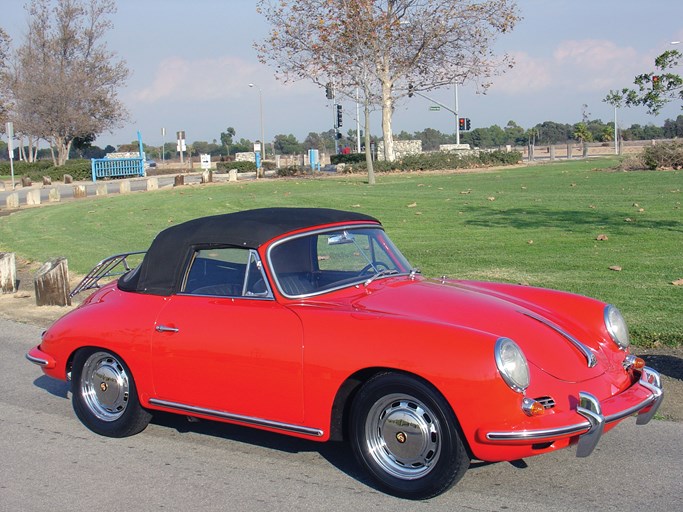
[{"x1": 150, "y1": 247, "x2": 305, "y2": 424}]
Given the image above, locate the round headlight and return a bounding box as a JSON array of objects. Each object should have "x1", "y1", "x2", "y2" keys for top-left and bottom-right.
[
  {"x1": 495, "y1": 337, "x2": 530, "y2": 393},
  {"x1": 605, "y1": 305, "x2": 629, "y2": 349}
]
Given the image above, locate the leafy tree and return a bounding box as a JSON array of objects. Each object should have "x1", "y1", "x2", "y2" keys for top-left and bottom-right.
[
  {"x1": 220, "y1": 127, "x2": 236, "y2": 154},
  {"x1": 504, "y1": 120, "x2": 526, "y2": 146},
  {"x1": 6, "y1": 0, "x2": 129, "y2": 166},
  {"x1": 257, "y1": 0, "x2": 520, "y2": 166},
  {"x1": 573, "y1": 123, "x2": 593, "y2": 144},
  {"x1": 605, "y1": 49, "x2": 683, "y2": 115},
  {"x1": 273, "y1": 134, "x2": 303, "y2": 155}
]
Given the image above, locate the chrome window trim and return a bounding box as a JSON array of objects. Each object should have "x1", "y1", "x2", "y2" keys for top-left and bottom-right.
[
  {"x1": 148, "y1": 398, "x2": 324, "y2": 437},
  {"x1": 180, "y1": 247, "x2": 274, "y2": 300},
  {"x1": 266, "y1": 224, "x2": 410, "y2": 299}
]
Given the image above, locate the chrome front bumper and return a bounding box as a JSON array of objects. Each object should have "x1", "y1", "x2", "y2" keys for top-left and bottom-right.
[{"x1": 485, "y1": 367, "x2": 664, "y2": 457}]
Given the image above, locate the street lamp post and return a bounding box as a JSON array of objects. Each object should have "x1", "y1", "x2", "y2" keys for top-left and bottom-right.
[{"x1": 248, "y1": 83, "x2": 266, "y2": 160}]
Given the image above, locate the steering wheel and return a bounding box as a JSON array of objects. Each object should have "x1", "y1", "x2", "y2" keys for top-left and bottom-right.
[{"x1": 359, "y1": 261, "x2": 390, "y2": 276}]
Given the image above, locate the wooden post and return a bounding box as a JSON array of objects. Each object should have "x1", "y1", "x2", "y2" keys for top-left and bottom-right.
[
  {"x1": 21, "y1": 176, "x2": 32, "y2": 187},
  {"x1": 63, "y1": 174, "x2": 73, "y2": 184},
  {"x1": 146, "y1": 177, "x2": 159, "y2": 191},
  {"x1": 0, "y1": 252, "x2": 17, "y2": 294},
  {"x1": 34, "y1": 258, "x2": 71, "y2": 306},
  {"x1": 174, "y1": 175, "x2": 185, "y2": 187},
  {"x1": 73, "y1": 185, "x2": 87, "y2": 198},
  {"x1": 42, "y1": 176, "x2": 52, "y2": 186},
  {"x1": 119, "y1": 180, "x2": 131, "y2": 194},
  {"x1": 201, "y1": 170, "x2": 213, "y2": 183}
]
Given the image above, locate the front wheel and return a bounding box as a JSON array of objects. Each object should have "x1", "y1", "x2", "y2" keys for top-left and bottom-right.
[
  {"x1": 71, "y1": 348, "x2": 152, "y2": 438},
  {"x1": 350, "y1": 373, "x2": 470, "y2": 499}
]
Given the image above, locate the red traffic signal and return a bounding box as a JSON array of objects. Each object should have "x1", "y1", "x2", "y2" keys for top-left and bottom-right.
[
  {"x1": 458, "y1": 118, "x2": 471, "y2": 131},
  {"x1": 459, "y1": 117, "x2": 465, "y2": 129}
]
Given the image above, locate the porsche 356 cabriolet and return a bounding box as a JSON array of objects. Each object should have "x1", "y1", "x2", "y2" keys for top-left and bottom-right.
[{"x1": 27, "y1": 207, "x2": 663, "y2": 499}]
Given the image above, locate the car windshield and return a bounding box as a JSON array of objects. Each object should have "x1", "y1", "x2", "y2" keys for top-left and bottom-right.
[{"x1": 268, "y1": 227, "x2": 412, "y2": 297}]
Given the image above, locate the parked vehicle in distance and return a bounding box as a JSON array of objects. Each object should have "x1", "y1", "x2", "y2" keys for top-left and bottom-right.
[{"x1": 27, "y1": 208, "x2": 663, "y2": 499}]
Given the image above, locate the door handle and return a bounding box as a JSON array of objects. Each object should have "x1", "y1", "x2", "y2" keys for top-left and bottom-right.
[{"x1": 155, "y1": 325, "x2": 179, "y2": 333}]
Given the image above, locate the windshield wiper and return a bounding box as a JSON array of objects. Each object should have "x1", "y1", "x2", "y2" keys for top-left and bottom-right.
[{"x1": 364, "y1": 268, "x2": 399, "y2": 287}]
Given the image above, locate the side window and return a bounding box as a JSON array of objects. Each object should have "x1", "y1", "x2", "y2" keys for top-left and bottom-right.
[{"x1": 183, "y1": 247, "x2": 270, "y2": 298}]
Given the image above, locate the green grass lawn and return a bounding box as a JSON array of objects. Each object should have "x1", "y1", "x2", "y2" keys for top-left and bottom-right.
[{"x1": 1, "y1": 158, "x2": 681, "y2": 346}]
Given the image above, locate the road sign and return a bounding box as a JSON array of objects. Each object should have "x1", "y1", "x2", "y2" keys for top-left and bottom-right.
[{"x1": 429, "y1": 106, "x2": 441, "y2": 111}]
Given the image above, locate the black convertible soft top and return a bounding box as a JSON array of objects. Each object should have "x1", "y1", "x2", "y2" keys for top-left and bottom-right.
[{"x1": 118, "y1": 207, "x2": 379, "y2": 295}]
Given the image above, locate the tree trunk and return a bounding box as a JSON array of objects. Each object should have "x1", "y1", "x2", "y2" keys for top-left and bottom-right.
[
  {"x1": 0, "y1": 252, "x2": 17, "y2": 294},
  {"x1": 34, "y1": 257, "x2": 71, "y2": 306},
  {"x1": 364, "y1": 99, "x2": 375, "y2": 185},
  {"x1": 380, "y1": 78, "x2": 395, "y2": 162}
]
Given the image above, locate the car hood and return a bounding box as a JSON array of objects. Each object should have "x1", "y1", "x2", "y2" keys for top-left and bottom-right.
[{"x1": 350, "y1": 277, "x2": 608, "y2": 383}]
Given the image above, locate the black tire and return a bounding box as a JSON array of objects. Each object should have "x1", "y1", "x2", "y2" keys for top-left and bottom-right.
[
  {"x1": 71, "y1": 348, "x2": 152, "y2": 438},
  {"x1": 350, "y1": 372, "x2": 470, "y2": 499}
]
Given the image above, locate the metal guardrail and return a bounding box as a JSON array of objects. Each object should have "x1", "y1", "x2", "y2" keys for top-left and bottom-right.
[{"x1": 91, "y1": 157, "x2": 145, "y2": 181}]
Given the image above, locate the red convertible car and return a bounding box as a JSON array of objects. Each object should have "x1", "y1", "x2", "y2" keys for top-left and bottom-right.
[{"x1": 27, "y1": 208, "x2": 663, "y2": 499}]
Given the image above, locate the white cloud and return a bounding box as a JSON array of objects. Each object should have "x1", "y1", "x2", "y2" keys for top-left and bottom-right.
[
  {"x1": 491, "y1": 51, "x2": 553, "y2": 93},
  {"x1": 131, "y1": 56, "x2": 265, "y2": 103}
]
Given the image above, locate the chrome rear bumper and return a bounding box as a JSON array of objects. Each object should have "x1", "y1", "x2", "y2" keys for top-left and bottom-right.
[{"x1": 485, "y1": 367, "x2": 664, "y2": 457}]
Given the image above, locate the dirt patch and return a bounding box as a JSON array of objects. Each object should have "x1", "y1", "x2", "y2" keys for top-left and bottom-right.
[{"x1": 2, "y1": 257, "x2": 681, "y2": 422}]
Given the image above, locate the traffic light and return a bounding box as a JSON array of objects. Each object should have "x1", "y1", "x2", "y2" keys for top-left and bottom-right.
[
  {"x1": 336, "y1": 130, "x2": 342, "y2": 140},
  {"x1": 336, "y1": 104, "x2": 343, "y2": 127},
  {"x1": 458, "y1": 118, "x2": 471, "y2": 131},
  {"x1": 325, "y1": 82, "x2": 333, "y2": 99},
  {"x1": 408, "y1": 83, "x2": 414, "y2": 98},
  {"x1": 466, "y1": 118, "x2": 471, "y2": 131},
  {"x1": 459, "y1": 117, "x2": 465, "y2": 130}
]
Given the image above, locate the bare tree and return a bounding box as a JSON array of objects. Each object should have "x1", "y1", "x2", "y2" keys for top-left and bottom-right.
[
  {"x1": 0, "y1": 28, "x2": 11, "y2": 126},
  {"x1": 8, "y1": 0, "x2": 129, "y2": 165},
  {"x1": 256, "y1": 0, "x2": 519, "y2": 163}
]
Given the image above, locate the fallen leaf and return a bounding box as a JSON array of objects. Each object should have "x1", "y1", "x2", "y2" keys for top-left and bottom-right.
[
  {"x1": 487, "y1": 196, "x2": 496, "y2": 201},
  {"x1": 527, "y1": 240, "x2": 534, "y2": 245},
  {"x1": 596, "y1": 234, "x2": 608, "y2": 241},
  {"x1": 407, "y1": 202, "x2": 417, "y2": 208},
  {"x1": 625, "y1": 217, "x2": 633, "y2": 222},
  {"x1": 672, "y1": 279, "x2": 683, "y2": 286},
  {"x1": 609, "y1": 266, "x2": 622, "y2": 271},
  {"x1": 351, "y1": 204, "x2": 361, "y2": 208}
]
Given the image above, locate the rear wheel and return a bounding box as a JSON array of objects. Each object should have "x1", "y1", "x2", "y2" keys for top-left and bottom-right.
[
  {"x1": 350, "y1": 373, "x2": 469, "y2": 499},
  {"x1": 71, "y1": 348, "x2": 151, "y2": 438}
]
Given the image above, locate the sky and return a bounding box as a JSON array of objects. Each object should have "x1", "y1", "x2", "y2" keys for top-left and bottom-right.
[{"x1": 2, "y1": 0, "x2": 683, "y2": 149}]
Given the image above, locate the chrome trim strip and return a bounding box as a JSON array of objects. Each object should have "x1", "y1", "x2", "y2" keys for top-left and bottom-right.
[
  {"x1": 487, "y1": 422, "x2": 590, "y2": 441},
  {"x1": 25, "y1": 353, "x2": 49, "y2": 366},
  {"x1": 486, "y1": 368, "x2": 664, "y2": 446},
  {"x1": 522, "y1": 311, "x2": 597, "y2": 368},
  {"x1": 148, "y1": 398, "x2": 324, "y2": 437}
]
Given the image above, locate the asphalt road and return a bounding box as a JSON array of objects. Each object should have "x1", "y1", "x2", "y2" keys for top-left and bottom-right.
[{"x1": 2, "y1": 317, "x2": 681, "y2": 512}]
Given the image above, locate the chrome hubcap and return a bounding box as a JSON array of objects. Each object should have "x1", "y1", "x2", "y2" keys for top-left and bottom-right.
[
  {"x1": 364, "y1": 393, "x2": 441, "y2": 480},
  {"x1": 80, "y1": 352, "x2": 129, "y2": 422}
]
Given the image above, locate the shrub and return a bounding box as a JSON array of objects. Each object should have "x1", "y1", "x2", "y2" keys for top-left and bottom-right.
[
  {"x1": 0, "y1": 159, "x2": 92, "y2": 181},
  {"x1": 277, "y1": 166, "x2": 307, "y2": 177},
  {"x1": 641, "y1": 141, "x2": 683, "y2": 170},
  {"x1": 216, "y1": 161, "x2": 257, "y2": 173},
  {"x1": 331, "y1": 153, "x2": 366, "y2": 165},
  {"x1": 337, "y1": 150, "x2": 522, "y2": 174}
]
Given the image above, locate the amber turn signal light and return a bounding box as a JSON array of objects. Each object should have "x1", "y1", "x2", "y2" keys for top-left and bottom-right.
[{"x1": 522, "y1": 398, "x2": 546, "y2": 417}]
